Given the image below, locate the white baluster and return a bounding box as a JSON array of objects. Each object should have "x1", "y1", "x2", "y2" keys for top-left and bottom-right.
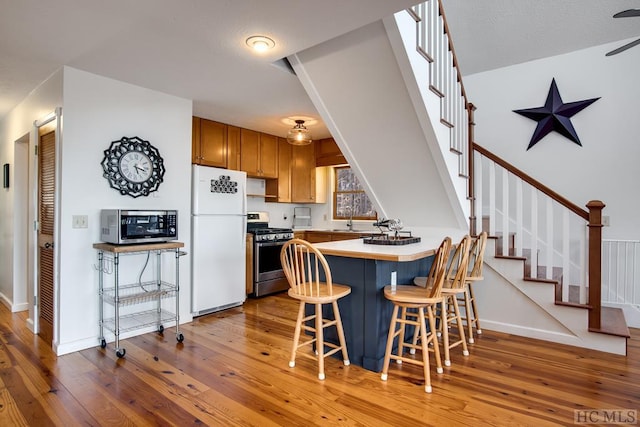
[
  {"x1": 530, "y1": 189, "x2": 538, "y2": 279},
  {"x1": 545, "y1": 198, "x2": 553, "y2": 281},
  {"x1": 474, "y1": 152, "x2": 483, "y2": 234},
  {"x1": 502, "y1": 167, "x2": 509, "y2": 256},
  {"x1": 515, "y1": 179, "x2": 523, "y2": 257},
  {"x1": 489, "y1": 160, "x2": 496, "y2": 237},
  {"x1": 562, "y1": 209, "x2": 570, "y2": 302}
]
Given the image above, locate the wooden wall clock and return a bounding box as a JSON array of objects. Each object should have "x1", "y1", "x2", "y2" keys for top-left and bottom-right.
[{"x1": 101, "y1": 136, "x2": 165, "y2": 198}]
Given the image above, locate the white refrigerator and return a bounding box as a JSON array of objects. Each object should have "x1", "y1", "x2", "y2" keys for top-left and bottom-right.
[{"x1": 191, "y1": 165, "x2": 247, "y2": 316}]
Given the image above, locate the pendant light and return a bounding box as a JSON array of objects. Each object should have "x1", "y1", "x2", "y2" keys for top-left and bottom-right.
[{"x1": 287, "y1": 120, "x2": 313, "y2": 146}]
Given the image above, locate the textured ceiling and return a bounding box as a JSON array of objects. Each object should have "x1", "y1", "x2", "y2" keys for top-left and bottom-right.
[
  {"x1": 1, "y1": 0, "x2": 639, "y2": 139},
  {"x1": 442, "y1": 0, "x2": 640, "y2": 76}
]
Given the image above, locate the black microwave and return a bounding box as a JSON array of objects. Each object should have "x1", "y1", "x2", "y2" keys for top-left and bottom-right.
[{"x1": 100, "y1": 209, "x2": 178, "y2": 244}]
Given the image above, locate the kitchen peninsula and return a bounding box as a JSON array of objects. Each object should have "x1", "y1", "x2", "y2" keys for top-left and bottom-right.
[{"x1": 312, "y1": 232, "x2": 463, "y2": 371}]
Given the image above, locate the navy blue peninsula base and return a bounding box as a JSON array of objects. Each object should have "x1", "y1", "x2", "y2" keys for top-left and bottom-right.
[{"x1": 312, "y1": 235, "x2": 456, "y2": 372}]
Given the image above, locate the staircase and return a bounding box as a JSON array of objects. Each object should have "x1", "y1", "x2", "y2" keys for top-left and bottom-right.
[{"x1": 289, "y1": 0, "x2": 629, "y2": 355}]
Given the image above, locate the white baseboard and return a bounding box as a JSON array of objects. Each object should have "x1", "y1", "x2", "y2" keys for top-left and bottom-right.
[
  {"x1": 54, "y1": 318, "x2": 191, "y2": 356},
  {"x1": 479, "y1": 319, "x2": 627, "y2": 356},
  {"x1": 0, "y1": 292, "x2": 29, "y2": 312}
]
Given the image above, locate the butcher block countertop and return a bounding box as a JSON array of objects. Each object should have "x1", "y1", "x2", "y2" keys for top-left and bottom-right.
[{"x1": 312, "y1": 228, "x2": 466, "y2": 262}]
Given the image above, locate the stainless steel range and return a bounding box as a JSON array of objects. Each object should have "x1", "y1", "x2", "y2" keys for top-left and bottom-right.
[{"x1": 247, "y1": 212, "x2": 293, "y2": 297}]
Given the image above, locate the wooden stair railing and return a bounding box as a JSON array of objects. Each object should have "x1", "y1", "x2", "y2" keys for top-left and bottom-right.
[
  {"x1": 470, "y1": 140, "x2": 606, "y2": 331},
  {"x1": 406, "y1": 0, "x2": 608, "y2": 333}
]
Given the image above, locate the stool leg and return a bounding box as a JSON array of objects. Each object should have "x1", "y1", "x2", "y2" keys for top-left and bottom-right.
[
  {"x1": 440, "y1": 299, "x2": 451, "y2": 366},
  {"x1": 468, "y1": 283, "x2": 482, "y2": 334},
  {"x1": 417, "y1": 307, "x2": 433, "y2": 393},
  {"x1": 332, "y1": 300, "x2": 350, "y2": 366},
  {"x1": 427, "y1": 305, "x2": 443, "y2": 374},
  {"x1": 463, "y1": 286, "x2": 475, "y2": 344},
  {"x1": 289, "y1": 301, "x2": 305, "y2": 368},
  {"x1": 396, "y1": 307, "x2": 408, "y2": 363},
  {"x1": 451, "y1": 296, "x2": 469, "y2": 357},
  {"x1": 381, "y1": 304, "x2": 399, "y2": 381},
  {"x1": 315, "y1": 303, "x2": 325, "y2": 380}
]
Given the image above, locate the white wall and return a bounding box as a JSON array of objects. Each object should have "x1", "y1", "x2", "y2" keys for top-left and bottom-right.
[
  {"x1": 56, "y1": 67, "x2": 193, "y2": 355},
  {"x1": 464, "y1": 39, "x2": 640, "y2": 241},
  {"x1": 0, "y1": 69, "x2": 63, "y2": 313}
]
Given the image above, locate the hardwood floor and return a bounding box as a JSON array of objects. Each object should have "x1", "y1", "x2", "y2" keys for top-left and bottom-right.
[{"x1": 0, "y1": 293, "x2": 638, "y2": 426}]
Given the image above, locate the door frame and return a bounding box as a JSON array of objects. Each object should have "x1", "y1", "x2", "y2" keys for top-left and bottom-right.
[{"x1": 31, "y1": 107, "x2": 62, "y2": 348}]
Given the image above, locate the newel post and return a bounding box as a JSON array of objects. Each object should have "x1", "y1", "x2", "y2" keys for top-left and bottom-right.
[
  {"x1": 586, "y1": 200, "x2": 605, "y2": 330},
  {"x1": 467, "y1": 102, "x2": 477, "y2": 236}
]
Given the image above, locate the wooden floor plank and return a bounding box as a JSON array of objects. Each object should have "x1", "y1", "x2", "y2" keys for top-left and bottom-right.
[{"x1": 0, "y1": 293, "x2": 638, "y2": 426}]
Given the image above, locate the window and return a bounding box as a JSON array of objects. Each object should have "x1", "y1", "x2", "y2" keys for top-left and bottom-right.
[{"x1": 333, "y1": 166, "x2": 377, "y2": 220}]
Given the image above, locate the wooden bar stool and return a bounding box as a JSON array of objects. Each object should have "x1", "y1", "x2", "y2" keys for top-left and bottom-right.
[
  {"x1": 380, "y1": 237, "x2": 451, "y2": 393},
  {"x1": 457, "y1": 231, "x2": 487, "y2": 343},
  {"x1": 280, "y1": 238, "x2": 351, "y2": 380},
  {"x1": 439, "y1": 235, "x2": 472, "y2": 366}
]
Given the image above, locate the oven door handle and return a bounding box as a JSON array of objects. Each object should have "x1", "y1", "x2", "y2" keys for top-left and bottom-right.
[{"x1": 256, "y1": 241, "x2": 287, "y2": 248}]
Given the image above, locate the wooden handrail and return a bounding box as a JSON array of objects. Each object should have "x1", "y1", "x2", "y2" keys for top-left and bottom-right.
[
  {"x1": 418, "y1": 0, "x2": 606, "y2": 334},
  {"x1": 473, "y1": 143, "x2": 589, "y2": 221}
]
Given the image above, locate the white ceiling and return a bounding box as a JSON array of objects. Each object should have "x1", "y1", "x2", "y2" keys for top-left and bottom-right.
[
  {"x1": 442, "y1": 0, "x2": 640, "y2": 76},
  {"x1": 1, "y1": 0, "x2": 639, "y2": 139}
]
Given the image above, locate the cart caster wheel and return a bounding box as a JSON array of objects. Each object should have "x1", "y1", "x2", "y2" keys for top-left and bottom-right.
[
  {"x1": 176, "y1": 333, "x2": 184, "y2": 343},
  {"x1": 158, "y1": 325, "x2": 164, "y2": 334},
  {"x1": 116, "y1": 348, "x2": 126, "y2": 358},
  {"x1": 100, "y1": 339, "x2": 107, "y2": 349}
]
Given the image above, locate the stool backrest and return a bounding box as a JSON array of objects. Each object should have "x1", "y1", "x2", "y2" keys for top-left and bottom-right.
[
  {"x1": 468, "y1": 232, "x2": 488, "y2": 280},
  {"x1": 280, "y1": 238, "x2": 333, "y2": 297},
  {"x1": 425, "y1": 237, "x2": 452, "y2": 299},
  {"x1": 445, "y1": 235, "x2": 472, "y2": 290}
]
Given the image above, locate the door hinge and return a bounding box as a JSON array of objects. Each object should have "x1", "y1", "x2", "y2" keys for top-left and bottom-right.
[
  {"x1": 34, "y1": 295, "x2": 38, "y2": 306},
  {"x1": 34, "y1": 220, "x2": 40, "y2": 231},
  {"x1": 34, "y1": 145, "x2": 38, "y2": 155}
]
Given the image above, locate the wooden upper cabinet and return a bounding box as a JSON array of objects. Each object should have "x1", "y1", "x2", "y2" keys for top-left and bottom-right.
[
  {"x1": 240, "y1": 129, "x2": 278, "y2": 178},
  {"x1": 240, "y1": 128, "x2": 260, "y2": 176},
  {"x1": 192, "y1": 117, "x2": 233, "y2": 168},
  {"x1": 259, "y1": 133, "x2": 278, "y2": 178},
  {"x1": 199, "y1": 119, "x2": 228, "y2": 167},
  {"x1": 276, "y1": 138, "x2": 291, "y2": 202},
  {"x1": 291, "y1": 143, "x2": 316, "y2": 202},
  {"x1": 227, "y1": 125, "x2": 241, "y2": 170},
  {"x1": 315, "y1": 137, "x2": 347, "y2": 167},
  {"x1": 192, "y1": 117, "x2": 201, "y2": 164}
]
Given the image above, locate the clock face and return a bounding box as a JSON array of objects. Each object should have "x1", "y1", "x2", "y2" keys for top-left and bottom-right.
[
  {"x1": 101, "y1": 136, "x2": 165, "y2": 198},
  {"x1": 119, "y1": 151, "x2": 152, "y2": 183}
]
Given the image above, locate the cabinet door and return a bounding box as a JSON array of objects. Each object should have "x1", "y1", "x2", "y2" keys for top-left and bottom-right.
[
  {"x1": 200, "y1": 119, "x2": 227, "y2": 168},
  {"x1": 315, "y1": 137, "x2": 346, "y2": 167},
  {"x1": 240, "y1": 128, "x2": 261, "y2": 176},
  {"x1": 259, "y1": 133, "x2": 278, "y2": 178},
  {"x1": 291, "y1": 143, "x2": 316, "y2": 202},
  {"x1": 277, "y1": 138, "x2": 291, "y2": 202},
  {"x1": 305, "y1": 232, "x2": 332, "y2": 243},
  {"x1": 192, "y1": 117, "x2": 201, "y2": 164},
  {"x1": 227, "y1": 125, "x2": 241, "y2": 170}
]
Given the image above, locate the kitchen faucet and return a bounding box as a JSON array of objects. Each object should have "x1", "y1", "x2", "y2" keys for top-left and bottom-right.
[{"x1": 346, "y1": 206, "x2": 353, "y2": 231}]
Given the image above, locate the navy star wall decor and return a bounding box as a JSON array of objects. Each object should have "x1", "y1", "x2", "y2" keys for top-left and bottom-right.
[{"x1": 513, "y1": 79, "x2": 600, "y2": 151}]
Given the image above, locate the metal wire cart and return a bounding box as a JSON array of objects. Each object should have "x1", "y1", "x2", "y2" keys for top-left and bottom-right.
[{"x1": 93, "y1": 241, "x2": 186, "y2": 358}]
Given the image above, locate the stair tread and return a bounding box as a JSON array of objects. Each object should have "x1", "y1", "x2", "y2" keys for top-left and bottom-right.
[{"x1": 589, "y1": 306, "x2": 630, "y2": 338}]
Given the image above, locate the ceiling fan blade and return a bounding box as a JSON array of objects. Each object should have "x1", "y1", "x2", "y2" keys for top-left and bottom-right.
[
  {"x1": 613, "y1": 9, "x2": 640, "y2": 18},
  {"x1": 606, "y1": 37, "x2": 640, "y2": 56}
]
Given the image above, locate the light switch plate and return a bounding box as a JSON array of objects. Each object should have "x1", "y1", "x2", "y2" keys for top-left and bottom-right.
[{"x1": 72, "y1": 215, "x2": 88, "y2": 229}]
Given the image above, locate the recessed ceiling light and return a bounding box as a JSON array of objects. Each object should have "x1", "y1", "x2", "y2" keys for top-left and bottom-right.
[{"x1": 246, "y1": 36, "x2": 275, "y2": 53}]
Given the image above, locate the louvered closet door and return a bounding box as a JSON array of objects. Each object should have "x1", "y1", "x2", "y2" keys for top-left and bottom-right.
[{"x1": 38, "y1": 129, "x2": 55, "y2": 345}]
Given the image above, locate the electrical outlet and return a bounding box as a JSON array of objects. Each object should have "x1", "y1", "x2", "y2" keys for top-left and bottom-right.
[
  {"x1": 602, "y1": 216, "x2": 610, "y2": 226},
  {"x1": 72, "y1": 215, "x2": 88, "y2": 229}
]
